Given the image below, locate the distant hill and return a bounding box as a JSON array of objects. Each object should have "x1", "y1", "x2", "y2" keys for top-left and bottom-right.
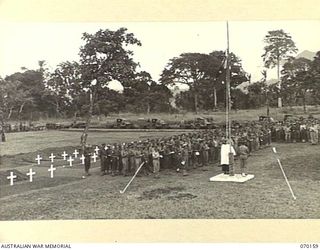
[
  {"x1": 238, "y1": 78, "x2": 278, "y2": 94},
  {"x1": 296, "y1": 50, "x2": 316, "y2": 60}
]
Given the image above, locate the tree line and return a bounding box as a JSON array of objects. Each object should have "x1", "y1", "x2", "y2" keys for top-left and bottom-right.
[{"x1": 1, "y1": 27, "x2": 320, "y2": 127}]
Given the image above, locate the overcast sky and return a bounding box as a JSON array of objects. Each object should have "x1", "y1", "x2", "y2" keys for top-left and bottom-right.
[{"x1": 0, "y1": 21, "x2": 319, "y2": 84}]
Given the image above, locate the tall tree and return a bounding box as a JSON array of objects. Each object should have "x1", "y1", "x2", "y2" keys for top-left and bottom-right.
[
  {"x1": 160, "y1": 51, "x2": 248, "y2": 112},
  {"x1": 160, "y1": 53, "x2": 216, "y2": 113},
  {"x1": 310, "y1": 51, "x2": 320, "y2": 103},
  {"x1": 78, "y1": 28, "x2": 141, "y2": 148},
  {"x1": 46, "y1": 61, "x2": 84, "y2": 117},
  {"x1": 262, "y1": 29, "x2": 298, "y2": 108},
  {"x1": 123, "y1": 71, "x2": 172, "y2": 113},
  {"x1": 282, "y1": 57, "x2": 313, "y2": 112},
  {"x1": 0, "y1": 79, "x2": 33, "y2": 121},
  {"x1": 209, "y1": 50, "x2": 248, "y2": 110},
  {"x1": 4, "y1": 70, "x2": 45, "y2": 120}
]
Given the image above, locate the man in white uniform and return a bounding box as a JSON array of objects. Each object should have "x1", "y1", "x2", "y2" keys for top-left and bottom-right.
[{"x1": 220, "y1": 139, "x2": 236, "y2": 175}]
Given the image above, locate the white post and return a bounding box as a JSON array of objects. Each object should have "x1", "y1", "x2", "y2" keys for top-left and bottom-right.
[
  {"x1": 120, "y1": 162, "x2": 145, "y2": 194},
  {"x1": 272, "y1": 147, "x2": 297, "y2": 200}
]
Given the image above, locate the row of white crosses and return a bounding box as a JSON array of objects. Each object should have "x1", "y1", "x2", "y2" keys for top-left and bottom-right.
[
  {"x1": 7, "y1": 165, "x2": 57, "y2": 186},
  {"x1": 7, "y1": 146, "x2": 101, "y2": 186},
  {"x1": 35, "y1": 146, "x2": 100, "y2": 166},
  {"x1": 7, "y1": 168, "x2": 37, "y2": 186}
]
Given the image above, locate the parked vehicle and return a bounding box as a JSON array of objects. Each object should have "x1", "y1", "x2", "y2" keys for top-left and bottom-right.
[{"x1": 113, "y1": 118, "x2": 134, "y2": 129}]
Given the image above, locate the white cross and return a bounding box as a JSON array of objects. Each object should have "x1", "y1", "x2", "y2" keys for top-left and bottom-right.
[
  {"x1": 61, "y1": 151, "x2": 68, "y2": 160},
  {"x1": 67, "y1": 156, "x2": 74, "y2": 167},
  {"x1": 35, "y1": 155, "x2": 42, "y2": 165},
  {"x1": 49, "y1": 153, "x2": 56, "y2": 163},
  {"x1": 92, "y1": 153, "x2": 98, "y2": 163},
  {"x1": 48, "y1": 164, "x2": 56, "y2": 178},
  {"x1": 7, "y1": 172, "x2": 17, "y2": 186},
  {"x1": 73, "y1": 149, "x2": 79, "y2": 158},
  {"x1": 94, "y1": 146, "x2": 100, "y2": 155},
  {"x1": 26, "y1": 168, "x2": 36, "y2": 182},
  {"x1": 80, "y1": 154, "x2": 85, "y2": 165}
]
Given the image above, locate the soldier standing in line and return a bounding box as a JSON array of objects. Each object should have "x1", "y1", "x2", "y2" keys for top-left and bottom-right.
[
  {"x1": 134, "y1": 146, "x2": 143, "y2": 177},
  {"x1": 152, "y1": 146, "x2": 161, "y2": 178},
  {"x1": 275, "y1": 122, "x2": 282, "y2": 142},
  {"x1": 284, "y1": 123, "x2": 291, "y2": 143},
  {"x1": 128, "y1": 143, "x2": 135, "y2": 175},
  {"x1": 193, "y1": 140, "x2": 200, "y2": 168},
  {"x1": 105, "y1": 145, "x2": 113, "y2": 174},
  {"x1": 267, "y1": 127, "x2": 272, "y2": 145},
  {"x1": 198, "y1": 139, "x2": 205, "y2": 168},
  {"x1": 181, "y1": 143, "x2": 189, "y2": 176},
  {"x1": 310, "y1": 122, "x2": 318, "y2": 145},
  {"x1": 300, "y1": 122, "x2": 307, "y2": 142},
  {"x1": 148, "y1": 143, "x2": 154, "y2": 173},
  {"x1": 213, "y1": 136, "x2": 219, "y2": 163},
  {"x1": 111, "y1": 144, "x2": 120, "y2": 176},
  {"x1": 203, "y1": 141, "x2": 210, "y2": 168},
  {"x1": 238, "y1": 141, "x2": 250, "y2": 177},
  {"x1": 159, "y1": 143, "x2": 165, "y2": 169},
  {"x1": 141, "y1": 146, "x2": 150, "y2": 176},
  {"x1": 99, "y1": 143, "x2": 107, "y2": 176},
  {"x1": 121, "y1": 144, "x2": 129, "y2": 176},
  {"x1": 208, "y1": 139, "x2": 214, "y2": 164},
  {"x1": 246, "y1": 132, "x2": 253, "y2": 153},
  {"x1": 187, "y1": 139, "x2": 193, "y2": 168}
]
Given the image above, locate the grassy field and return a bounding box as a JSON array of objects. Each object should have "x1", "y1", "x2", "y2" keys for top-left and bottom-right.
[{"x1": 0, "y1": 130, "x2": 319, "y2": 220}]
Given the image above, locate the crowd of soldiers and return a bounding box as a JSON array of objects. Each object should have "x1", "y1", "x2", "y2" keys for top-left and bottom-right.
[
  {"x1": 82, "y1": 121, "x2": 274, "y2": 177},
  {"x1": 270, "y1": 117, "x2": 320, "y2": 144}
]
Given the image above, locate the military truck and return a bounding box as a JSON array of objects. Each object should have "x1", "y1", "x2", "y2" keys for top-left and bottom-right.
[
  {"x1": 113, "y1": 118, "x2": 134, "y2": 129},
  {"x1": 70, "y1": 121, "x2": 86, "y2": 128},
  {"x1": 133, "y1": 118, "x2": 150, "y2": 129},
  {"x1": 179, "y1": 117, "x2": 213, "y2": 129},
  {"x1": 194, "y1": 117, "x2": 214, "y2": 129},
  {"x1": 46, "y1": 123, "x2": 61, "y2": 130},
  {"x1": 151, "y1": 118, "x2": 169, "y2": 129}
]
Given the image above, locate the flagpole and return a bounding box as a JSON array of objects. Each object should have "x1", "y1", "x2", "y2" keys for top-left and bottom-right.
[
  {"x1": 226, "y1": 21, "x2": 235, "y2": 176},
  {"x1": 226, "y1": 21, "x2": 231, "y2": 141}
]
